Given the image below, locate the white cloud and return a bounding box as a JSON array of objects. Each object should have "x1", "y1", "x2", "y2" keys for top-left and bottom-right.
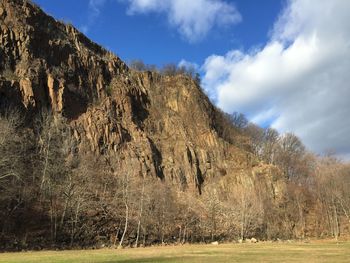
[
  {"x1": 120, "y1": 0, "x2": 241, "y2": 42},
  {"x1": 202, "y1": 0, "x2": 350, "y2": 157},
  {"x1": 81, "y1": 0, "x2": 107, "y2": 34},
  {"x1": 178, "y1": 59, "x2": 199, "y2": 71},
  {"x1": 89, "y1": 0, "x2": 107, "y2": 16}
]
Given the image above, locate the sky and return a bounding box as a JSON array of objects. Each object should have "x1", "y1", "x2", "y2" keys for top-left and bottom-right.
[{"x1": 33, "y1": 0, "x2": 350, "y2": 159}]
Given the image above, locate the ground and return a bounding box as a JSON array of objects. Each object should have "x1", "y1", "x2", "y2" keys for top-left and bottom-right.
[{"x1": 0, "y1": 241, "x2": 349, "y2": 263}]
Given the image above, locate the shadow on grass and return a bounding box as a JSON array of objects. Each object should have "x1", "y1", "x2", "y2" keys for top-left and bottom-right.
[{"x1": 101, "y1": 257, "x2": 185, "y2": 263}]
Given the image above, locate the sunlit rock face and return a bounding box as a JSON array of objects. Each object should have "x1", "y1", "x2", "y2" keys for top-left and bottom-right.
[{"x1": 0, "y1": 0, "x2": 284, "y2": 196}]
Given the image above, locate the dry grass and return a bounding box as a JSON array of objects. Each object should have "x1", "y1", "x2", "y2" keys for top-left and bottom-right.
[{"x1": 0, "y1": 241, "x2": 349, "y2": 263}]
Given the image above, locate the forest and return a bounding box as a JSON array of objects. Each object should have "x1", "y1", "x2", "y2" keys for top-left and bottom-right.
[{"x1": 1, "y1": 100, "x2": 349, "y2": 251}]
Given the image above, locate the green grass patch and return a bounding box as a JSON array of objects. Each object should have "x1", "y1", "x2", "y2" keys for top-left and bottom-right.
[{"x1": 0, "y1": 241, "x2": 349, "y2": 263}]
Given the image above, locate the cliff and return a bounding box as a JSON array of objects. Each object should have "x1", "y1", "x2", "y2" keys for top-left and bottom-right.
[{"x1": 0, "y1": 0, "x2": 284, "y2": 195}]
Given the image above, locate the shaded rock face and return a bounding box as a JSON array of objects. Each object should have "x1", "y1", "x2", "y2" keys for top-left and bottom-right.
[
  {"x1": 0, "y1": 0, "x2": 284, "y2": 194},
  {"x1": 0, "y1": 0, "x2": 126, "y2": 115}
]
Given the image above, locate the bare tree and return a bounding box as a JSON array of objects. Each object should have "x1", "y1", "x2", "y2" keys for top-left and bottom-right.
[
  {"x1": 229, "y1": 182, "x2": 263, "y2": 240},
  {"x1": 262, "y1": 128, "x2": 280, "y2": 164},
  {"x1": 229, "y1": 112, "x2": 248, "y2": 130},
  {"x1": 203, "y1": 187, "x2": 222, "y2": 241},
  {"x1": 34, "y1": 111, "x2": 72, "y2": 243},
  {"x1": 277, "y1": 133, "x2": 306, "y2": 179},
  {"x1": 161, "y1": 63, "x2": 178, "y2": 76},
  {"x1": 246, "y1": 123, "x2": 265, "y2": 156},
  {"x1": 135, "y1": 175, "x2": 146, "y2": 247},
  {"x1": 118, "y1": 171, "x2": 131, "y2": 248},
  {"x1": 0, "y1": 110, "x2": 23, "y2": 181},
  {"x1": 314, "y1": 157, "x2": 349, "y2": 240},
  {"x1": 129, "y1": 60, "x2": 147, "y2": 71}
]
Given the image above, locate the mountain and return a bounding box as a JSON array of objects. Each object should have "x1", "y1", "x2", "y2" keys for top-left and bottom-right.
[
  {"x1": 0, "y1": 0, "x2": 294, "y2": 249},
  {"x1": 0, "y1": 0, "x2": 283, "y2": 193}
]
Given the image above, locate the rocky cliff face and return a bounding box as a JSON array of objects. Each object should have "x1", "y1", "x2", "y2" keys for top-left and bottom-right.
[{"x1": 0, "y1": 0, "x2": 285, "y2": 195}]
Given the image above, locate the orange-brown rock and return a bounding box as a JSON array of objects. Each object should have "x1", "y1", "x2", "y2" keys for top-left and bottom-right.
[{"x1": 0, "y1": 0, "x2": 284, "y2": 195}]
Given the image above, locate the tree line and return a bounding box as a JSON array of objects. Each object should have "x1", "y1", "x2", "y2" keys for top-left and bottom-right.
[
  {"x1": 0, "y1": 106, "x2": 349, "y2": 251},
  {"x1": 128, "y1": 59, "x2": 201, "y2": 84}
]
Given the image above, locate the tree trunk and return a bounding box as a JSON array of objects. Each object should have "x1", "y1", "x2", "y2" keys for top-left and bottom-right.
[
  {"x1": 70, "y1": 197, "x2": 81, "y2": 247},
  {"x1": 119, "y1": 173, "x2": 129, "y2": 248},
  {"x1": 135, "y1": 177, "x2": 145, "y2": 247},
  {"x1": 113, "y1": 222, "x2": 121, "y2": 247},
  {"x1": 240, "y1": 211, "x2": 245, "y2": 240},
  {"x1": 119, "y1": 203, "x2": 128, "y2": 248},
  {"x1": 333, "y1": 202, "x2": 339, "y2": 240},
  {"x1": 182, "y1": 225, "x2": 187, "y2": 244}
]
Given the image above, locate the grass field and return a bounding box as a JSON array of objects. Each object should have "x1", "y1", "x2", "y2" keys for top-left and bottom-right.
[{"x1": 0, "y1": 241, "x2": 349, "y2": 263}]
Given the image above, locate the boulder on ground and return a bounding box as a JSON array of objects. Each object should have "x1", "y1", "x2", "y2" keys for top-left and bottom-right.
[{"x1": 211, "y1": 241, "x2": 219, "y2": 245}]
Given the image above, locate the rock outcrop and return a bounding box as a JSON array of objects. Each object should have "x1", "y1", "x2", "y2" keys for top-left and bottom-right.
[{"x1": 0, "y1": 0, "x2": 285, "y2": 194}]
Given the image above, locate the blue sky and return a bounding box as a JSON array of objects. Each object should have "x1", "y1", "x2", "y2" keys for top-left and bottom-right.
[
  {"x1": 32, "y1": 0, "x2": 350, "y2": 159},
  {"x1": 33, "y1": 0, "x2": 284, "y2": 66}
]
